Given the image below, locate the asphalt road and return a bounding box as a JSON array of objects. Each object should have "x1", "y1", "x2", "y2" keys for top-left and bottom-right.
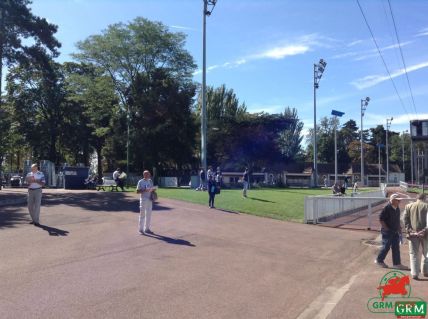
[{"x1": 0, "y1": 189, "x2": 426, "y2": 319}]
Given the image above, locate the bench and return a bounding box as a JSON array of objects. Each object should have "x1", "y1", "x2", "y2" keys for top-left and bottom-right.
[{"x1": 96, "y1": 178, "x2": 118, "y2": 191}]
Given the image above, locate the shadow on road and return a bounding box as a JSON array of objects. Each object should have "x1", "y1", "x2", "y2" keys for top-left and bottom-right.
[
  {"x1": 0, "y1": 206, "x2": 29, "y2": 229},
  {"x1": 35, "y1": 223, "x2": 69, "y2": 236},
  {"x1": 143, "y1": 232, "x2": 195, "y2": 247},
  {"x1": 42, "y1": 192, "x2": 140, "y2": 213}
]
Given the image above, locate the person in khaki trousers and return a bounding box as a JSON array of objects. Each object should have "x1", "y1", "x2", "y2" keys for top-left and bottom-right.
[
  {"x1": 403, "y1": 193, "x2": 428, "y2": 280},
  {"x1": 26, "y1": 164, "x2": 46, "y2": 226}
]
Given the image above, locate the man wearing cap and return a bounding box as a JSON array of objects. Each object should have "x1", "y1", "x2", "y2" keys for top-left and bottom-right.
[
  {"x1": 25, "y1": 164, "x2": 46, "y2": 226},
  {"x1": 402, "y1": 193, "x2": 428, "y2": 280},
  {"x1": 375, "y1": 193, "x2": 407, "y2": 269}
]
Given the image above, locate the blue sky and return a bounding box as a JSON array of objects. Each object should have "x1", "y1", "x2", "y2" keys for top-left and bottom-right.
[{"x1": 21, "y1": 0, "x2": 428, "y2": 136}]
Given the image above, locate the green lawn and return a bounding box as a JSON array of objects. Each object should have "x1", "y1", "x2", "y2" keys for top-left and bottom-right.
[{"x1": 155, "y1": 187, "x2": 334, "y2": 222}]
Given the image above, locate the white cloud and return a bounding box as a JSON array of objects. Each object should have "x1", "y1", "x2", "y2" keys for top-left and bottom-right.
[
  {"x1": 193, "y1": 33, "x2": 326, "y2": 76},
  {"x1": 332, "y1": 41, "x2": 412, "y2": 61},
  {"x1": 350, "y1": 60, "x2": 428, "y2": 90},
  {"x1": 415, "y1": 27, "x2": 428, "y2": 37},
  {"x1": 347, "y1": 39, "x2": 364, "y2": 47},
  {"x1": 170, "y1": 25, "x2": 196, "y2": 31},
  {"x1": 254, "y1": 45, "x2": 310, "y2": 60}
]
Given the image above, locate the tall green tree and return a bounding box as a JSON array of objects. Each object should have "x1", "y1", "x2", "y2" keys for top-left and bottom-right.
[
  {"x1": 6, "y1": 60, "x2": 67, "y2": 164},
  {"x1": 0, "y1": 0, "x2": 60, "y2": 103},
  {"x1": 127, "y1": 68, "x2": 197, "y2": 171},
  {"x1": 195, "y1": 84, "x2": 248, "y2": 165},
  {"x1": 277, "y1": 107, "x2": 304, "y2": 163},
  {"x1": 64, "y1": 62, "x2": 118, "y2": 177},
  {"x1": 73, "y1": 17, "x2": 196, "y2": 172}
]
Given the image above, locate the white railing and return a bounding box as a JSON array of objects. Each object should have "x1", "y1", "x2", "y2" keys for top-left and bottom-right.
[{"x1": 304, "y1": 190, "x2": 387, "y2": 229}]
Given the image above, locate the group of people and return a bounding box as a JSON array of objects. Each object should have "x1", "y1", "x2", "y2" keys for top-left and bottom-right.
[
  {"x1": 197, "y1": 167, "x2": 250, "y2": 208},
  {"x1": 375, "y1": 192, "x2": 428, "y2": 280},
  {"x1": 197, "y1": 166, "x2": 223, "y2": 208}
]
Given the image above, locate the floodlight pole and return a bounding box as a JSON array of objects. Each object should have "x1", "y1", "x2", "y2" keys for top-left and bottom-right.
[
  {"x1": 360, "y1": 97, "x2": 369, "y2": 186},
  {"x1": 313, "y1": 59, "x2": 326, "y2": 187},
  {"x1": 386, "y1": 117, "x2": 393, "y2": 184},
  {"x1": 201, "y1": 0, "x2": 217, "y2": 179},
  {"x1": 331, "y1": 110, "x2": 345, "y2": 184}
]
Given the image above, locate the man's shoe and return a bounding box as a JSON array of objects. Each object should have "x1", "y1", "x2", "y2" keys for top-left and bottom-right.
[
  {"x1": 144, "y1": 229, "x2": 154, "y2": 235},
  {"x1": 392, "y1": 264, "x2": 408, "y2": 270},
  {"x1": 29, "y1": 221, "x2": 35, "y2": 225},
  {"x1": 34, "y1": 222, "x2": 40, "y2": 227},
  {"x1": 412, "y1": 275, "x2": 419, "y2": 280},
  {"x1": 375, "y1": 260, "x2": 388, "y2": 268},
  {"x1": 139, "y1": 230, "x2": 145, "y2": 235}
]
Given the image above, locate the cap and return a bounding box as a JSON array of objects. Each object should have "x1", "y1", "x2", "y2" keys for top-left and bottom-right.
[{"x1": 390, "y1": 193, "x2": 402, "y2": 201}]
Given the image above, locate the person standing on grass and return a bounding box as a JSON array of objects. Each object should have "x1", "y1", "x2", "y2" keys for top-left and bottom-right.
[
  {"x1": 402, "y1": 193, "x2": 428, "y2": 280},
  {"x1": 242, "y1": 168, "x2": 249, "y2": 197},
  {"x1": 136, "y1": 170, "x2": 155, "y2": 235},
  {"x1": 26, "y1": 164, "x2": 45, "y2": 226},
  {"x1": 375, "y1": 193, "x2": 407, "y2": 270},
  {"x1": 208, "y1": 174, "x2": 217, "y2": 209}
]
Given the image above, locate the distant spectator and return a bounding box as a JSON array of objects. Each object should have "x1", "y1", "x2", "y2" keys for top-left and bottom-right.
[
  {"x1": 197, "y1": 169, "x2": 205, "y2": 191},
  {"x1": 243, "y1": 168, "x2": 249, "y2": 197},
  {"x1": 332, "y1": 183, "x2": 341, "y2": 195},
  {"x1": 344, "y1": 176, "x2": 349, "y2": 189},
  {"x1": 208, "y1": 174, "x2": 217, "y2": 208},
  {"x1": 113, "y1": 168, "x2": 126, "y2": 191}
]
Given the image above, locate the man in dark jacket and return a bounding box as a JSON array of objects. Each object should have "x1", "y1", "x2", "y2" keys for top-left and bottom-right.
[{"x1": 375, "y1": 193, "x2": 407, "y2": 270}]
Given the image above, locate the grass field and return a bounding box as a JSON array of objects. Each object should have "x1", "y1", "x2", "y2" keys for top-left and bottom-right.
[{"x1": 155, "y1": 187, "x2": 334, "y2": 222}]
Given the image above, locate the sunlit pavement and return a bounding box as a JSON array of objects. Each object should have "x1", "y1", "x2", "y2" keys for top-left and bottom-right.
[{"x1": 0, "y1": 189, "x2": 426, "y2": 319}]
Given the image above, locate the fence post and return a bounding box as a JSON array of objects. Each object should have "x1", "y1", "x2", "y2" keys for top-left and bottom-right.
[{"x1": 367, "y1": 201, "x2": 372, "y2": 230}]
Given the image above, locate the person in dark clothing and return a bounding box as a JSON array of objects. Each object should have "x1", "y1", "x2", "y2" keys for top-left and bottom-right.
[
  {"x1": 208, "y1": 174, "x2": 217, "y2": 208},
  {"x1": 375, "y1": 193, "x2": 407, "y2": 270}
]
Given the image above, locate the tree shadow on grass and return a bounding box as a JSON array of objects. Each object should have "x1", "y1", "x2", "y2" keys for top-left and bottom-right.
[
  {"x1": 247, "y1": 196, "x2": 276, "y2": 203},
  {"x1": 142, "y1": 232, "x2": 195, "y2": 247},
  {"x1": 35, "y1": 223, "x2": 69, "y2": 236}
]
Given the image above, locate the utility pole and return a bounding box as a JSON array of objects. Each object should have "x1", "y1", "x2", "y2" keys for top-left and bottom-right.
[{"x1": 386, "y1": 117, "x2": 393, "y2": 184}]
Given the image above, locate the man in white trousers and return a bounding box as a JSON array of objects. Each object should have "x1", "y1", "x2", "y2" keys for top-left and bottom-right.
[
  {"x1": 136, "y1": 170, "x2": 155, "y2": 235},
  {"x1": 26, "y1": 164, "x2": 46, "y2": 226},
  {"x1": 403, "y1": 193, "x2": 428, "y2": 280}
]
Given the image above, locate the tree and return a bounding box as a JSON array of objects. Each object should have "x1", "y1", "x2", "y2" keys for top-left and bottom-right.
[
  {"x1": 195, "y1": 84, "x2": 248, "y2": 165},
  {"x1": 277, "y1": 107, "x2": 304, "y2": 163},
  {"x1": 64, "y1": 62, "x2": 118, "y2": 177},
  {"x1": 73, "y1": 17, "x2": 196, "y2": 172},
  {"x1": 0, "y1": 0, "x2": 60, "y2": 104},
  {"x1": 127, "y1": 68, "x2": 197, "y2": 171},
  {"x1": 6, "y1": 60, "x2": 67, "y2": 164}
]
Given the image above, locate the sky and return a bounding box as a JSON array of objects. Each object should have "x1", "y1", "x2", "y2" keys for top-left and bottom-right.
[{"x1": 12, "y1": 0, "x2": 428, "y2": 137}]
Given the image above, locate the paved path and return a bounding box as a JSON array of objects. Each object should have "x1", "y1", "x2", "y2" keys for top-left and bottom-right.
[{"x1": 0, "y1": 189, "x2": 426, "y2": 319}]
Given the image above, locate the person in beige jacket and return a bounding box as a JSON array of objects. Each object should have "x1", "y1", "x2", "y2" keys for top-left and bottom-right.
[{"x1": 402, "y1": 193, "x2": 428, "y2": 280}]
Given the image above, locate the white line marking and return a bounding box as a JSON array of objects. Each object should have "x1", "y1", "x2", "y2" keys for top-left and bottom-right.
[{"x1": 296, "y1": 274, "x2": 358, "y2": 319}]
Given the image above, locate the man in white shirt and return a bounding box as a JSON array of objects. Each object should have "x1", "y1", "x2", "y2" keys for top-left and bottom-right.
[
  {"x1": 136, "y1": 170, "x2": 155, "y2": 234},
  {"x1": 26, "y1": 164, "x2": 46, "y2": 226}
]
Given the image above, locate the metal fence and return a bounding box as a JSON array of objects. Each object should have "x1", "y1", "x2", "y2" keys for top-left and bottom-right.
[{"x1": 304, "y1": 189, "x2": 387, "y2": 228}]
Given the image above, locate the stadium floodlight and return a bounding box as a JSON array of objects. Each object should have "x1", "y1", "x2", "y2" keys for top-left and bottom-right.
[
  {"x1": 331, "y1": 109, "x2": 345, "y2": 184},
  {"x1": 386, "y1": 117, "x2": 393, "y2": 183},
  {"x1": 360, "y1": 97, "x2": 370, "y2": 186},
  {"x1": 312, "y1": 58, "x2": 327, "y2": 187}
]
